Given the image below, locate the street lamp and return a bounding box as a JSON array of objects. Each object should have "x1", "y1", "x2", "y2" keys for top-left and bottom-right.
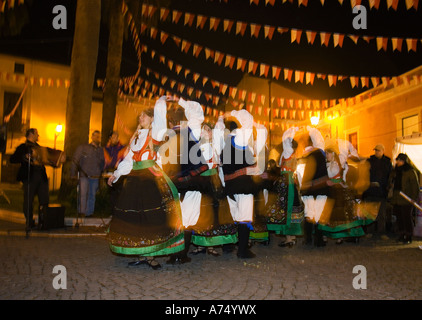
[
  {"x1": 310, "y1": 116, "x2": 320, "y2": 126},
  {"x1": 54, "y1": 124, "x2": 62, "y2": 149}
]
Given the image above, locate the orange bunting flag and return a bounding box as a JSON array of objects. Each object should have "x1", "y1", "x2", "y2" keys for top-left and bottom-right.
[
  {"x1": 391, "y1": 38, "x2": 403, "y2": 52},
  {"x1": 320, "y1": 32, "x2": 331, "y2": 47},
  {"x1": 272, "y1": 66, "x2": 281, "y2": 80},
  {"x1": 172, "y1": 10, "x2": 182, "y2": 24},
  {"x1": 236, "y1": 22, "x2": 247, "y2": 36},
  {"x1": 264, "y1": 25, "x2": 276, "y2": 40},
  {"x1": 209, "y1": 17, "x2": 221, "y2": 31},
  {"x1": 250, "y1": 23, "x2": 261, "y2": 38},
  {"x1": 223, "y1": 19, "x2": 234, "y2": 33},
  {"x1": 369, "y1": 0, "x2": 381, "y2": 9},
  {"x1": 160, "y1": 8, "x2": 169, "y2": 21},
  {"x1": 295, "y1": 70, "x2": 304, "y2": 83},
  {"x1": 333, "y1": 33, "x2": 345, "y2": 47},
  {"x1": 160, "y1": 32, "x2": 168, "y2": 44},
  {"x1": 196, "y1": 15, "x2": 207, "y2": 29},
  {"x1": 406, "y1": 38, "x2": 417, "y2": 52},
  {"x1": 193, "y1": 44, "x2": 203, "y2": 57},
  {"x1": 284, "y1": 69, "x2": 293, "y2": 82},
  {"x1": 376, "y1": 37, "x2": 388, "y2": 51},
  {"x1": 306, "y1": 72, "x2": 315, "y2": 85},
  {"x1": 306, "y1": 30, "x2": 317, "y2": 44},
  {"x1": 291, "y1": 29, "x2": 302, "y2": 43},
  {"x1": 260, "y1": 64, "x2": 270, "y2": 77},
  {"x1": 184, "y1": 13, "x2": 195, "y2": 27}
]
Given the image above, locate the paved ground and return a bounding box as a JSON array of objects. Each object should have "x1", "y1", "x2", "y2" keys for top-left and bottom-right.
[{"x1": 1, "y1": 225, "x2": 421, "y2": 303}]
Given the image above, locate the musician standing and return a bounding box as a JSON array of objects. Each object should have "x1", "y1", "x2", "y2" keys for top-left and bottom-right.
[
  {"x1": 10, "y1": 128, "x2": 49, "y2": 230},
  {"x1": 71, "y1": 130, "x2": 105, "y2": 217}
]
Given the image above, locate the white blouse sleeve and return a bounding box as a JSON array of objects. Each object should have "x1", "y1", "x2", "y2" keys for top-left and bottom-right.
[
  {"x1": 255, "y1": 123, "x2": 268, "y2": 155},
  {"x1": 112, "y1": 148, "x2": 134, "y2": 182},
  {"x1": 151, "y1": 96, "x2": 168, "y2": 142}
]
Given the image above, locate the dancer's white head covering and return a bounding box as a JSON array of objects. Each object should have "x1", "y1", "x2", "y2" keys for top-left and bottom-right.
[
  {"x1": 231, "y1": 109, "x2": 254, "y2": 129},
  {"x1": 307, "y1": 126, "x2": 325, "y2": 150},
  {"x1": 178, "y1": 97, "x2": 204, "y2": 129},
  {"x1": 281, "y1": 126, "x2": 299, "y2": 160},
  {"x1": 230, "y1": 109, "x2": 254, "y2": 147}
]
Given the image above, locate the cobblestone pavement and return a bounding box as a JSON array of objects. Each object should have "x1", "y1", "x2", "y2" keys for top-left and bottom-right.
[{"x1": 1, "y1": 233, "x2": 421, "y2": 301}]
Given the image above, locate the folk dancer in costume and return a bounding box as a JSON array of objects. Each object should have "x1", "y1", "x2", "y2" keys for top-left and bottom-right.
[
  {"x1": 296, "y1": 126, "x2": 330, "y2": 247},
  {"x1": 217, "y1": 110, "x2": 268, "y2": 258},
  {"x1": 164, "y1": 98, "x2": 237, "y2": 262},
  {"x1": 266, "y1": 126, "x2": 305, "y2": 248},
  {"x1": 318, "y1": 140, "x2": 366, "y2": 244},
  {"x1": 107, "y1": 96, "x2": 184, "y2": 270},
  {"x1": 188, "y1": 121, "x2": 238, "y2": 256}
]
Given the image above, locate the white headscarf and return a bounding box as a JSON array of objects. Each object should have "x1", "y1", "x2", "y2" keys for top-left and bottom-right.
[
  {"x1": 178, "y1": 97, "x2": 204, "y2": 140},
  {"x1": 178, "y1": 97, "x2": 204, "y2": 129},
  {"x1": 281, "y1": 126, "x2": 299, "y2": 160},
  {"x1": 307, "y1": 126, "x2": 325, "y2": 150},
  {"x1": 230, "y1": 109, "x2": 254, "y2": 147}
]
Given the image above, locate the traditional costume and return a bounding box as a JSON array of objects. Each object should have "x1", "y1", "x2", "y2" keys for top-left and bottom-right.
[
  {"x1": 217, "y1": 110, "x2": 268, "y2": 258},
  {"x1": 266, "y1": 127, "x2": 304, "y2": 247},
  {"x1": 107, "y1": 97, "x2": 184, "y2": 268},
  {"x1": 164, "y1": 99, "x2": 237, "y2": 261},
  {"x1": 297, "y1": 126, "x2": 329, "y2": 247},
  {"x1": 317, "y1": 140, "x2": 366, "y2": 243}
]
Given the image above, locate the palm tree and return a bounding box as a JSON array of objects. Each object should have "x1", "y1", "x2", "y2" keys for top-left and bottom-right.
[
  {"x1": 101, "y1": 0, "x2": 125, "y2": 147},
  {"x1": 60, "y1": 0, "x2": 101, "y2": 196}
]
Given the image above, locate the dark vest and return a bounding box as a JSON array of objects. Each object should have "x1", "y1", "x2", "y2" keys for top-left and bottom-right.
[
  {"x1": 221, "y1": 136, "x2": 256, "y2": 175},
  {"x1": 300, "y1": 148, "x2": 329, "y2": 197}
]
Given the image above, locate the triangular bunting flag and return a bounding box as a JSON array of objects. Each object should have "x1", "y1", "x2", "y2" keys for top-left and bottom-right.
[
  {"x1": 264, "y1": 25, "x2": 276, "y2": 39},
  {"x1": 223, "y1": 19, "x2": 234, "y2": 33},
  {"x1": 196, "y1": 15, "x2": 207, "y2": 29},
  {"x1": 306, "y1": 30, "x2": 317, "y2": 44}
]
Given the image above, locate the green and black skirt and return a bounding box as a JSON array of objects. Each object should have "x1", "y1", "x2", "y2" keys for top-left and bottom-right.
[
  {"x1": 108, "y1": 160, "x2": 184, "y2": 256},
  {"x1": 190, "y1": 168, "x2": 238, "y2": 247},
  {"x1": 266, "y1": 171, "x2": 304, "y2": 236},
  {"x1": 317, "y1": 181, "x2": 371, "y2": 239}
]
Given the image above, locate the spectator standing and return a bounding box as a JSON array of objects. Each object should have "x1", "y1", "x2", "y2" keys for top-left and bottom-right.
[
  {"x1": 362, "y1": 144, "x2": 392, "y2": 239},
  {"x1": 103, "y1": 131, "x2": 126, "y2": 171},
  {"x1": 390, "y1": 153, "x2": 420, "y2": 244},
  {"x1": 103, "y1": 131, "x2": 126, "y2": 212},
  {"x1": 71, "y1": 130, "x2": 105, "y2": 217}
]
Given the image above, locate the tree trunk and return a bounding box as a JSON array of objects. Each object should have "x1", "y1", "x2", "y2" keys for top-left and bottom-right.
[
  {"x1": 101, "y1": 0, "x2": 124, "y2": 147},
  {"x1": 60, "y1": 0, "x2": 101, "y2": 199}
]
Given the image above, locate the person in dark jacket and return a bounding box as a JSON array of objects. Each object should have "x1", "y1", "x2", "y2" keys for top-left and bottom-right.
[
  {"x1": 390, "y1": 153, "x2": 420, "y2": 244},
  {"x1": 362, "y1": 144, "x2": 392, "y2": 239},
  {"x1": 10, "y1": 128, "x2": 49, "y2": 230}
]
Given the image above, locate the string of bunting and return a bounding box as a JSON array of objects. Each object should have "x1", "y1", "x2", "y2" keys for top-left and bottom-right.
[
  {"x1": 117, "y1": 0, "x2": 422, "y2": 131},
  {"x1": 207, "y1": 0, "x2": 419, "y2": 11},
  {"x1": 0, "y1": 71, "x2": 70, "y2": 88},
  {"x1": 139, "y1": 22, "x2": 401, "y2": 89},
  {"x1": 143, "y1": 5, "x2": 422, "y2": 52}
]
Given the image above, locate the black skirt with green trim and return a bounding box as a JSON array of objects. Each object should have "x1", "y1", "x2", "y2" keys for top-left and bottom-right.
[{"x1": 108, "y1": 161, "x2": 184, "y2": 256}]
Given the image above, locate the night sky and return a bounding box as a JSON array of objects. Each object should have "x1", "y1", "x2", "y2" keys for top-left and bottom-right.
[{"x1": 1, "y1": 0, "x2": 422, "y2": 104}]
